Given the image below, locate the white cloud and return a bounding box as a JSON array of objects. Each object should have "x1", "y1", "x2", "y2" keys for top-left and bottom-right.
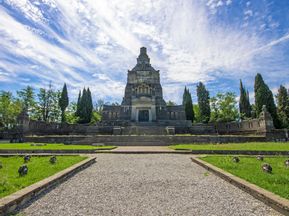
[{"x1": 0, "y1": 0, "x2": 288, "y2": 104}]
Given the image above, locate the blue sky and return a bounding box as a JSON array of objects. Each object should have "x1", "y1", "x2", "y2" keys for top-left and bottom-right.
[{"x1": 0, "y1": 0, "x2": 289, "y2": 104}]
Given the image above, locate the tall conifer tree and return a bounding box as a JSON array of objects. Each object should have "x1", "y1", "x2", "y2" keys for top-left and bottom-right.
[
  {"x1": 182, "y1": 87, "x2": 194, "y2": 122},
  {"x1": 86, "y1": 88, "x2": 93, "y2": 123},
  {"x1": 196, "y1": 82, "x2": 210, "y2": 123},
  {"x1": 276, "y1": 85, "x2": 289, "y2": 128},
  {"x1": 59, "y1": 83, "x2": 69, "y2": 122},
  {"x1": 79, "y1": 88, "x2": 87, "y2": 123},
  {"x1": 76, "y1": 91, "x2": 81, "y2": 117},
  {"x1": 182, "y1": 87, "x2": 187, "y2": 106},
  {"x1": 239, "y1": 80, "x2": 251, "y2": 119},
  {"x1": 254, "y1": 73, "x2": 279, "y2": 127},
  {"x1": 76, "y1": 88, "x2": 93, "y2": 124}
]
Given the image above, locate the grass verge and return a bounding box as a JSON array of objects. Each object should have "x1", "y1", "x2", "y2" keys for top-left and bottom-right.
[
  {"x1": 171, "y1": 142, "x2": 289, "y2": 151},
  {"x1": 201, "y1": 155, "x2": 289, "y2": 199},
  {"x1": 0, "y1": 155, "x2": 86, "y2": 198},
  {"x1": 0, "y1": 143, "x2": 115, "y2": 150}
]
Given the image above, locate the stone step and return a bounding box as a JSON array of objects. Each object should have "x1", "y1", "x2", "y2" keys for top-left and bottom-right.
[{"x1": 25, "y1": 135, "x2": 266, "y2": 146}]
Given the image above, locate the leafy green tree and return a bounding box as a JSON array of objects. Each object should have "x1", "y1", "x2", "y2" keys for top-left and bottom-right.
[
  {"x1": 36, "y1": 83, "x2": 61, "y2": 122},
  {"x1": 239, "y1": 80, "x2": 251, "y2": 119},
  {"x1": 17, "y1": 86, "x2": 36, "y2": 117},
  {"x1": 37, "y1": 88, "x2": 49, "y2": 121},
  {"x1": 196, "y1": 82, "x2": 210, "y2": 123},
  {"x1": 49, "y1": 90, "x2": 61, "y2": 122},
  {"x1": 65, "y1": 102, "x2": 79, "y2": 124},
  {"x1": 210, "y1": 92, "x2": 239, "y2": 122},
  {"x1": 0, "y1": 91, "x2": 22, "y2": 128},
  {"x1": 254, "y1": 73, "x2": 279, "y2": 127},
  {"x1": 90, "y1": 111, "x2": 102, "y2": 124},
  {"x1": 166, "y1": 100, "x2": 177, "y2": 106},
  {"x1": 276, "y1": 85, "x2": 289, "y2": 128},
  {"x1": 59, "y1": 83, "x2": 69, "y2": 122},
  {"x1": 182, "y1": 87, "x2": 194, "y2": 122},
  {"x1": 193, "y1": 104, "x2": 202, "y2": 123}
]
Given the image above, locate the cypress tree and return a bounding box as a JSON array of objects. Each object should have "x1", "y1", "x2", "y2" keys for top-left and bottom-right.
[
  {"x1": 276, "y1": 85, "x2": 289, "y2": 128},
  {"x1": 239, "y1": 80, "x2": 251, "y2": 119},
  {"x1": 78, "y1": 88, "x2": 87, "y2": 123},
  {"x1": 86, "y1": 88, "x2": 93, "y2": 123},
  {"x1": 254, "y1": 73, "x2": 279, "y2": 127},
  {"x1": 182, "y1": 87, "x2": 194, "y2": 122},
  {"x1": 182, "y1": 86, "x2": 187, "y2": 106},
  {"x1": 76, "y1": 88, "x2": 93, "y2": 124},
  {"x1": 76, "y1": 90, "x2": 81, "y2": 117},
  {"x1": 196, "y1": 82, "x2": 210, "y2": 123},
  {"x1": 59, "y1": 83, "x2": 69, "y2": 122}
]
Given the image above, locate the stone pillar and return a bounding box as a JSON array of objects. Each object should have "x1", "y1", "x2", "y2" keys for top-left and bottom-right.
[
  {"x1": 166, "y1": 126, "x2": 175, "y2": 135},
  {"x1": 16, "y1": 108, "x2": 30, "y2": 141},
  {"x1": 258, "y1": 105, "x2": 274, "y2": 133},
  {"x1": 17, "y1": 109, "x2": 29, "y2": 132}
]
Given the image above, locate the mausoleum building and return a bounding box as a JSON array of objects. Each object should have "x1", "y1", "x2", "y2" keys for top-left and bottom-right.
[{"x1": 102, "y1": 47, "x2": 190, "y2": 128}]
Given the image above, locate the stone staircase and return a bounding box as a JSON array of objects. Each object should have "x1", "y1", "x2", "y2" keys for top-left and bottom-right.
[
  {"x1": 121, "y1": 126, "x2": 168, "y2": 135},
  {"x1": 25, "y1": 135, "x2": 266, "y2": 146}
]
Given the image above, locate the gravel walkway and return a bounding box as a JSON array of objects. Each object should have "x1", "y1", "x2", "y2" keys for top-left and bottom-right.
[{"x1": 21, "y1": 154, "x2": 281, "y2": 216}]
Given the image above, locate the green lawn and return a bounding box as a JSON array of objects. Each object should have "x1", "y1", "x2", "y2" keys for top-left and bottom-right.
[
  {"x1": 0, "y1": 143, "x2": 115, "y2": 150},
  {"x1": 171, "y1": 142, "x2": 289, "y2": 151},
  {"x1": 0, "y1": 156, "x2": 87, "y2": 198},
  {"x1": 201, "y1": 156, "x2": 289, "y2": 199}
]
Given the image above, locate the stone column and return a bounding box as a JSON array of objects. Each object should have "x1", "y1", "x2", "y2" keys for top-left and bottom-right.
[{"x1": 16, "y1": 108, "x2": 30, "y2": 141}]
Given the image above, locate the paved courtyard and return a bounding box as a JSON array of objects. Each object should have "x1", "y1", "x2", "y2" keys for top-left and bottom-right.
[{"x1": 21, "y1": 154, "x2": 280, "y2": 216}]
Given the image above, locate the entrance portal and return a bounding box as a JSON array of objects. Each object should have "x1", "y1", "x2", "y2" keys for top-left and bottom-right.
[{"x1": 138, "y1": 110, "x2": 149, "y2": 122}]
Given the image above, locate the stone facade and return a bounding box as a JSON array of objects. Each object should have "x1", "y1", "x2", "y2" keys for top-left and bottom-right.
[
  {"x1": 102, "y1": 47, "x2": 189, "y2": 127},
  {"x1": 9, "y1": 100, "x2": 287, "y2": 141}
]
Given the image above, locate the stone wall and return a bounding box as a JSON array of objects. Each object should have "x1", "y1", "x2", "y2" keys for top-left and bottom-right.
[
  {"x1": 215, "y1": 119, "x2": 262, "y2": 135},
  {"x1": 25, "y1": 134, "x2": 267, "y2": 145},
  {"x1": 214, "y1": 105, "x2": 275, "y2": 135},
  {"x1": 6, "y1": 105, "x2": 286, "y2": 141}
]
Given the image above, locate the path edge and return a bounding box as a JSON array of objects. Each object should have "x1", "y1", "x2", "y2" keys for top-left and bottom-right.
[
  {"x1": 0, "y1": 156, "x2": 96, "y2": 216},
  {"x1": 191, "y1": 157, "x2": 289, "y2": 216}
]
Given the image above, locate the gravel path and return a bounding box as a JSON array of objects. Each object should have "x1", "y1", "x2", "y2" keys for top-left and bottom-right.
[{"x1": 21, "y1": 154, "x2": 281, "y2": 216}]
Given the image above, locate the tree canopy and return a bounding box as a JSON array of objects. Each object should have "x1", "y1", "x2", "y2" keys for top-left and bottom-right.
[
  {"x1": 210, "y1": 92, "x2": 239, "y2": 122},
  {"x1": 59, "y1": 83, "x2": 69, "y2": 122},
  {"x1": 196, "y1": 82, "x2": 210, "y2": 123},
  {"x1": 76, "y1": 88, "x2": 93, "y2": 124},
  {"x1": 254, "y1": 73, "x2": 279, "y2": 128},
  {"x1": 276, "y1": 85, "x2": 289, "y2": 128},
  {"x1": 239, "y1": 80, "x2": 251, "y2": 119},
  {"x1": 182, "y1": 87, "x2": 194, "y2": 122}
]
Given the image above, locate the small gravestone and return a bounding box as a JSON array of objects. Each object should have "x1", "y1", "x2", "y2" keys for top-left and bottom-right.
[
  {"x1": 24, "y1": 155, "x2": 31, "y2": 163},
  {"x1": 18, "y1": 165, "x2": 28, "y2": 176},
  {"x1": 257, "y1": 155, "x2": 264, "y2": 161},
  {"x1": 285, "y1": 159, "x2": 289, "y2": 167},
  {"x1": 262, "y1": 163, "x2": 272, "y2": 173},
  {"x1": 49, "y1": 156, "x2": 57, "y2": 164},
  {"x1": 232, "y1": 156, "x2": 240, "y2": 163},
  {"x1": 0, "y1": 162, "x2": 2, "y2": 169}
]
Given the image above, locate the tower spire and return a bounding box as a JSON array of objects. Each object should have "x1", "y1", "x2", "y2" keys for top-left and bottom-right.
[{"x1": 137, "y1": 47, "x2": 150, "y2": 65}]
